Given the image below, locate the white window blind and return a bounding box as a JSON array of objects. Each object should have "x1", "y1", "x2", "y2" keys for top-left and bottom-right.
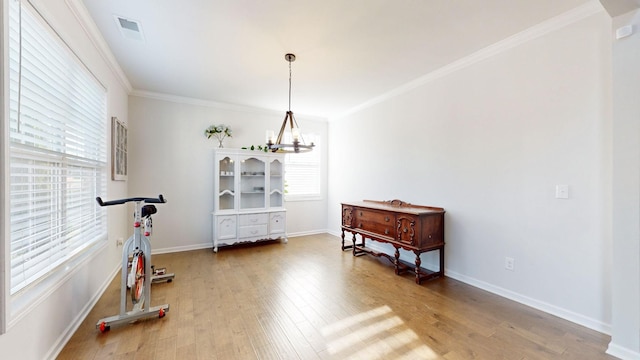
[
  {"x1": 284, "y1": 133, "x2": 321, "y2": 200},
  {"x1": 8, "y1": 0, "x2": 107, "y2": 294}
]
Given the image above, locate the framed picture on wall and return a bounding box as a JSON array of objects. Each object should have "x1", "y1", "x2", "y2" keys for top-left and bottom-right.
[{"x1": 112, "y1": 117, "x2": 128, "y2": 181}]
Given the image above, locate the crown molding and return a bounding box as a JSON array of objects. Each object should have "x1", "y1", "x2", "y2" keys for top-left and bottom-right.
[
  {"x1": 332, "y1": 0, "x2": 604, "y2": 121},
  {"x1": 131, "y1": 89, "x2": 279, "y2": 114},
  {"x1": 64, "y1": 0, "x2": 132, "y2": 93},
  {"x1": 130, "y1": 90, "x2": 327, "y2": 121}
]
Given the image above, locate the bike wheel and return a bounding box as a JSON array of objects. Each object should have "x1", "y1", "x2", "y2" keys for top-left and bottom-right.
[{"x1": 131, "y1": 251, "x2": 145, "y2": 304}]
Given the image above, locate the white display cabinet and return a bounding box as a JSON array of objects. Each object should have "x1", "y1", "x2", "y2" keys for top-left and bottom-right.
[{"x1": 212, "y1": 149, "x2": 286, "y2": 252}]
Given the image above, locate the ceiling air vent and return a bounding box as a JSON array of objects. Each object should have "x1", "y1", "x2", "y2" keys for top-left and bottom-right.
[{"x1": 113, "y1": 15, "x2": 145, "y2": 42}]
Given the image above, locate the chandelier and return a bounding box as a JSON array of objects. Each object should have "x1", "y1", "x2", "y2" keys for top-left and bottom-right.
[{"x1": 266, "y1": 53, "x2": 314, "y2": 153}]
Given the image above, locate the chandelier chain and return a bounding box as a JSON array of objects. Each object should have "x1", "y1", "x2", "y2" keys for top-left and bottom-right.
[{"x1": 288, "y1": 59, "x2": 292, "y2": 112}]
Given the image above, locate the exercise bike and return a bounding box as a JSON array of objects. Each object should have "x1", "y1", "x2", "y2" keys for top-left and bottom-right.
[{"x1": 95, "y1": 195, "x2": 174, "y2": 332}]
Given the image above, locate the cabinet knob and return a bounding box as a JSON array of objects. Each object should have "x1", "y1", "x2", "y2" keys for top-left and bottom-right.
[
  {"x1": 385, "y1": 229, "x2": 389, "y2": 235},
  {"x1": 385, "y1": 216, "x2": 390, "y2": 222},
  {"x1": 403, "y1": 227, "x2": 408, "y2": 233},
  {"x1": 358, "y1": 223, "x2": 363, "y2": 228}
]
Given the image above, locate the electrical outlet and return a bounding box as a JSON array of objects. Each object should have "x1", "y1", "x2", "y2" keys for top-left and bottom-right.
[
  {"x1": 116, "y1": 237, "x2": 124, "y2": 246},
  {"x1": 555, "y1": 185, "x2": 569, "y2": 199},
  {"x1": 505, "y1": 257, "x2": 515, "y2": 271}
]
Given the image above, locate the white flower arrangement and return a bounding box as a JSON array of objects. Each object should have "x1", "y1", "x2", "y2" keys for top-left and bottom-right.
[{"x1": 205, "y1": 124, "x2": 232, "y2": 147}]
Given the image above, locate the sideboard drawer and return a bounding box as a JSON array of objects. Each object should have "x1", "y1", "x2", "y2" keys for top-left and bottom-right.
[
  {"x1": 238, "y1": 213, "x2": 268, "y2": 226},
  {"x1": 238, "y1": 224, "x2": 268, "y2": 238},
  {"x1": 354, "y1": 209, "x2": 395, "y2": 238}
]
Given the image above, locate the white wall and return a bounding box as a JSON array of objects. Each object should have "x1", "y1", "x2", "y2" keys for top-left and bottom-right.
[
  {"x1": 0, "y1": 0, "x2": 130, "y2": 359},
  {"x1": 127, "y1": 94, "x2": 328, "y2": 253},
  {"x1": 608, "y1": 7, "x2": 640, "y2": 360},
  {"x1": 328, "y1": 8, "x2": 613, "y2": 333}
]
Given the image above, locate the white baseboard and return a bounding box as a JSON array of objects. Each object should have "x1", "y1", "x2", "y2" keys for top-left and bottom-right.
[
  {"x1": 286, "y1": 229, "x2": 328, "y2": 238},
  {"x1": 444, "y1": 269, "x2": 611, "y2": 335},
  {"x1": 152, "y1": 242, "x2": 213, "y2": 255},
  {"x1": 607, "y1": 342, "x2": 640, "y2": 360},
  {"x1": 47, "y1": 262, "x2": 120, "y2": 360},
  {"x1": 151, "y1": 230, "x2": 331, "y2": 255},
  {"x1": 150, "y1": 230, "x2": 329, "y2": 255}
]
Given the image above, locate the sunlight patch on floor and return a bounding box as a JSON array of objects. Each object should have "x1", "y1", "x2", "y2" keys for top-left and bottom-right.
[
  {"x1": 322, "y1": 305, "x2": 439, "y2": 359},
  {"x1": 321, "y1": 305, "x2": 393, "y2": 336}
]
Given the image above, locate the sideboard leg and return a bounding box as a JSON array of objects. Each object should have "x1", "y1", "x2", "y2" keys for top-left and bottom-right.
[
  {"x1": 394, "y1": 247, "x2": 401, "y2": 275},
  {"x1": 414, "y1": 251, "x2": 422, "y2": 284},
  {"x1": 439, "y1": 247, "x2": 445, "y2": 277},
  {"x1": 351, "y1": 233, "x2": 357, "y2": 256},
  {"x1": 341, "y1": 229, "x2": 346, "y2": 250}
]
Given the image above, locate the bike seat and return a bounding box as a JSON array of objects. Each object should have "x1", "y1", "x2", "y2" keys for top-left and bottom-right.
[{"x1": 142, "y1": 204, "x2": 157, "y2": 218}]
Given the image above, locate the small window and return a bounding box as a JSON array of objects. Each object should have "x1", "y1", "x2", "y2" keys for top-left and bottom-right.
[{"x1": 284, "y1": 133, "x2": 321, "y2": 201}]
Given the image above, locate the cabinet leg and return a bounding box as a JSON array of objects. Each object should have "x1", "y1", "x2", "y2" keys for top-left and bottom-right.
[
  {"x1": 341, "y1": 229, "x2": 346, "y2": 250},
  {"x1": 439, "y1": 247, "x2": 444, "y2": 276},
  {"x1": 213, "y1": 246, "x2": 218, "y2": 253}
]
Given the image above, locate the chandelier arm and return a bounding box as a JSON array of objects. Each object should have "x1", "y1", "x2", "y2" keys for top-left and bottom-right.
[
  {"x1": 287, "y1": 111, "x2": 295, "y2": 131},
  {"x1": 275, "y1": 112, "x2": 289, "y2": 145},
  {"x1": 289, "y1": 111, "x2": 307, "y2": 145}
]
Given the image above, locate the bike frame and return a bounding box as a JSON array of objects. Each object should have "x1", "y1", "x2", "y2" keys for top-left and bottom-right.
[{"x1": 95, "y1": 195, "x2": 169, "y2": 331}]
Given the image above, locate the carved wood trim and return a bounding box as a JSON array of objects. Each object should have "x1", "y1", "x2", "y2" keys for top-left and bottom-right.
[
  {"x1": 385, "y1": 199, "x2": 409, "y2": 207},
  {"x1": 342, "y1": 207, "x2": 353, "y2": 227},
  {"x1": 397, "y1": 216, "x2": 416, "y2": 244}
]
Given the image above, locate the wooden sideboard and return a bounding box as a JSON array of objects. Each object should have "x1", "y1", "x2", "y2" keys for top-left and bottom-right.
[{"x1": 341, "y1": 199, "x2": 445, "y2": 284}]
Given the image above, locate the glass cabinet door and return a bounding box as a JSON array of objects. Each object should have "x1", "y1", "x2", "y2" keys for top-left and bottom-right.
[
  {"x1": 269, "y1": 158, "x2": 283, "y2": 208},
  {"x1": 217, "y1": 156, "x2": 236, "y2": 211},
  {"x1": 240, "y1": 156, "x2": 266, "y2": 209}
]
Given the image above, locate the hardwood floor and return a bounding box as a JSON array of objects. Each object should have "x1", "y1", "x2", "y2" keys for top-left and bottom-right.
[{"x1": 58, "y1": 234, "x2": 614, "y2": 359}]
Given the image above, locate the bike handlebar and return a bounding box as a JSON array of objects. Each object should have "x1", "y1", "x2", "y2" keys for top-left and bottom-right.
[{"x1": 96, "y1": 194, "x2": 166, "y2": 207}]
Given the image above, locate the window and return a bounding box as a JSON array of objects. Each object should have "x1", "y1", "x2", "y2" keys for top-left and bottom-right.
[
  {"x1": 284, "y1": 133, "x2": 321, "y2": 200},
  {"x1": 8, "y1": 1, "x2": 107, "y2": 295}
]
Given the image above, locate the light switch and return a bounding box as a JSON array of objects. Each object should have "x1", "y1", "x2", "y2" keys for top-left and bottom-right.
[{"x1": 555, "y1": 185, "x2": 569, "y2": 199}]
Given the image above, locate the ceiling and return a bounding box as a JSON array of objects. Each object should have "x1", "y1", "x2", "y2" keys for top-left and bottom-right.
[{"x1": 81, "y1": 0, "x2": 594, "y2": 118}]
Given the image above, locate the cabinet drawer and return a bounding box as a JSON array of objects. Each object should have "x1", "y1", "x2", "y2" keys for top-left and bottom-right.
[
  {"x1": 354, "y1": 209, "x2": 395, "y2": 238},
  {"x1": 238, "y1": 224, "x2": 268, "y2": 238},
  {"x1": 270, "y1": 212, "x2": 286, "y2": 234},
  {"x1": 238, "y1": 213, "x2": 268, "y2": 226},
  {"x1": 216, "y1": 215, "x2": 237, "y2": 240}
]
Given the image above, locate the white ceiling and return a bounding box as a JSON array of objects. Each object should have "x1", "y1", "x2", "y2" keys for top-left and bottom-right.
[{"x1": 81, "y1": 0, "x2": 592, "y2": 118}]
